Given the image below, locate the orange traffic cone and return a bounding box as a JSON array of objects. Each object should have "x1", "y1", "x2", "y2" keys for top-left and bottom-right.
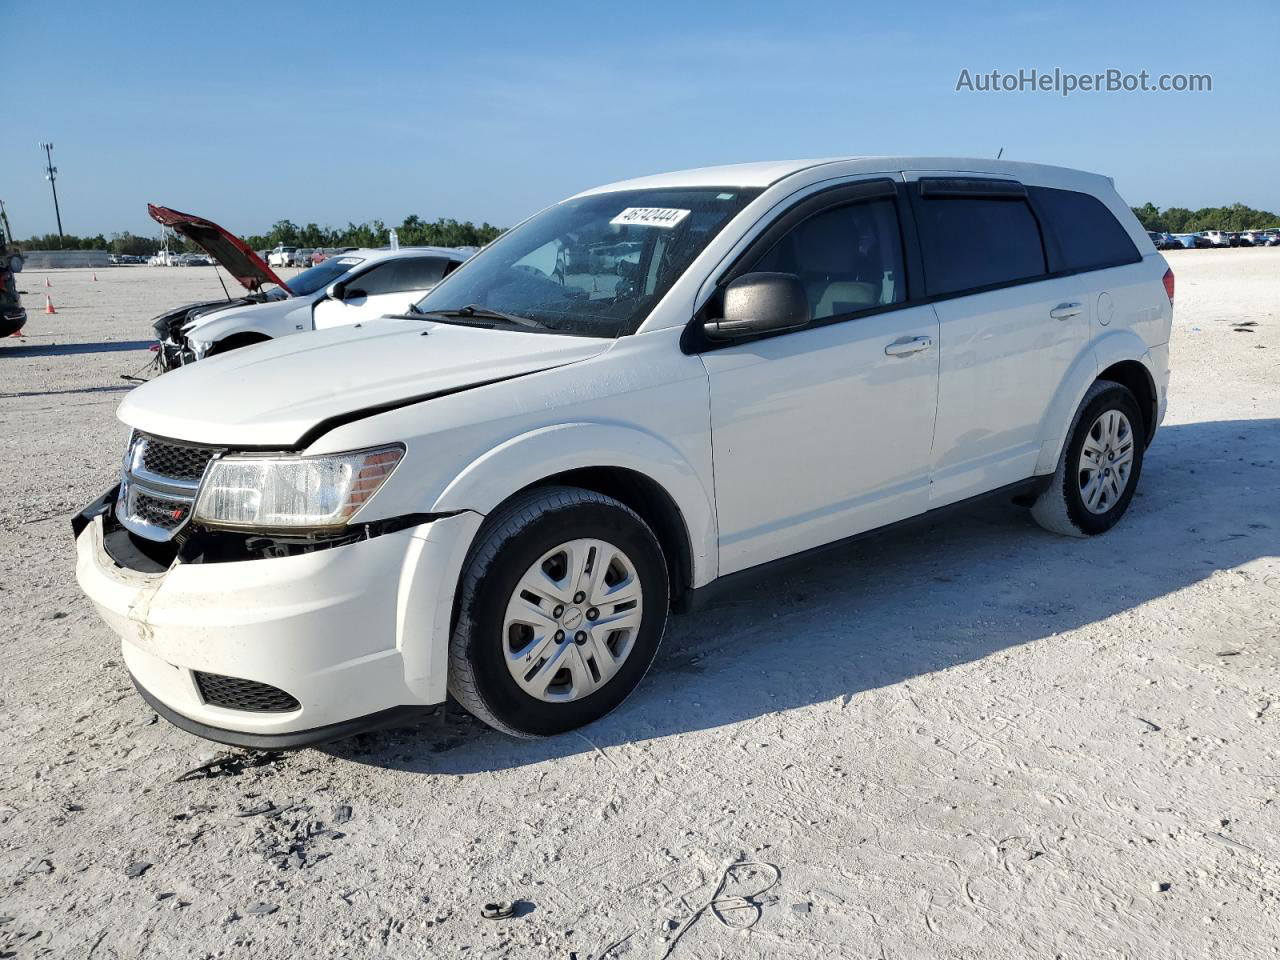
[
  {"x1": 92, "y1": 272, "x2": 98, "y2": 282},
  {"x1": 44, "y1": 294, "x2": 57, "y2": 314},
  {"x1": 44, "y1": 276, "x2": 51, "y2": 288}
]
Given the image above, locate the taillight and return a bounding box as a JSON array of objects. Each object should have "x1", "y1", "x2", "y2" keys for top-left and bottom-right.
[{"x1": 1162, "y1": 268, "x2": 1175, "y2": 305}]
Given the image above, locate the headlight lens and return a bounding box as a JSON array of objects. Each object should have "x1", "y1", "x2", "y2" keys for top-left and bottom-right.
[{"x1": 193, "y1": 445, "x2": 404, "y2": 529}]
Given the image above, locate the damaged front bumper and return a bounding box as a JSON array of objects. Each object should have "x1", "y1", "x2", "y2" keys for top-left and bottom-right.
[{"x1": 72, "y1": 489, "x2": 483, "y2": 748}]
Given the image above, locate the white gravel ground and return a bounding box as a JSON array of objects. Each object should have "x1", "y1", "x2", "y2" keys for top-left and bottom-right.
[{"x1": 1, "y1": 252, "x2": 1278, "y2": 959}]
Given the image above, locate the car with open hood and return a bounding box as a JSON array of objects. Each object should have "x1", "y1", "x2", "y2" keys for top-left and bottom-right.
[
  {"x1": 146, "y1": 205, "x2": 472, "y2": 370},
  {"x1": 75, "y1": 157, "x2": 1173, "y2": 748}
]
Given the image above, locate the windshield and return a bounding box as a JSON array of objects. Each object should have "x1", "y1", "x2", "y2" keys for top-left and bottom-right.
[
  {"x1": 281, "y1": 256, "x2": 365, "y2": 296},
  {"x1": 414, "y1": 187, "x2": 761, "y2": 336}
]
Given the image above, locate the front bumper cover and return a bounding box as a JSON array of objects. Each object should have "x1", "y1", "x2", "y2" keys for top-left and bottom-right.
[
  {"x1": 72, "y1": 488, "x2": 483, "y2": 747},
  {"x1": 132, "y1": 677, "x2": 433, "y2": 749}
]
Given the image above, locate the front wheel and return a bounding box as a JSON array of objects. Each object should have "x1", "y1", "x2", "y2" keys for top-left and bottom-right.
[
  {"x1": 1031, "y1": 379, "x2": 1146, "y2": 537},
  {"x1": 448, "y1": 486, "x2": 669, "y2": 738}
]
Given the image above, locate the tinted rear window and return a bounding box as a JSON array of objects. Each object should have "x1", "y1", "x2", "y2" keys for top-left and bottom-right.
[
  {"x1": 915, "y1": 196, "x2": 1047, "y2": 296},
  {"x1": 1032, "y1": 187, "x2": 1141, "y2": 272}
]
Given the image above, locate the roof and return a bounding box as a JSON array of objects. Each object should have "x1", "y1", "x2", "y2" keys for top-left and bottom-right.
[
  {"x1": 574, "y1": 159, "x2": 848, "y2": 195},
  {"x1": 573, "y1": 157, "x2": 1115, "y2": 197},
  {"x1": 340, "y1": 245, "x2": 473, "y2": 264}
]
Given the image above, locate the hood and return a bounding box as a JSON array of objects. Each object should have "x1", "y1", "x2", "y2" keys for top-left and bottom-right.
[
  {"x1": 118, "y1": 319, "x2": 610, "y2": 447},
  {"x1": 148, "y1": 204, "x2": 292, "y2": 294},
  {"x1": 179, "y1": 291, "x2": 304, "y2": 338},
  {"x1": 151, "y1": 295, "x2": 264, "y2": 340}
]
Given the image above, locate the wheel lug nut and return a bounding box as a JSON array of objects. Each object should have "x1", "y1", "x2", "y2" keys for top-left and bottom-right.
[
  {"x1": 574, "y1": 631, "x2": 587, "y2": 644},
  {"x1": 553, "y1": 605, "x2": 564, "y2": 617},
  {"x1": 554, "y1": 630, "x2": 565, "y2": 643},
  {"x1": 586, "y1": 608, "x2": 599, "y2": 621},
  {"x1": 573, "y1": 591, "x2": 585, "y2": 604}
]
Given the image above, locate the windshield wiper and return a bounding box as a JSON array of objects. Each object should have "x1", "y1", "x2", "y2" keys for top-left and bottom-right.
[{"x1": 420, "y1": 304, "x2": 549, "y2": 329}]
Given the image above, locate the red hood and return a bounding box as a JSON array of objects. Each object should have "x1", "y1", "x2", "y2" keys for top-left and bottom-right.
[{"x1": 147, "y1": 204, "x2": 292, "y2": 294}]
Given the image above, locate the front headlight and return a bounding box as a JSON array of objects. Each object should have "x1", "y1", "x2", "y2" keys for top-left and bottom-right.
[{"x1": 193, "y1": 445, "x2": 404, "y2": 530}]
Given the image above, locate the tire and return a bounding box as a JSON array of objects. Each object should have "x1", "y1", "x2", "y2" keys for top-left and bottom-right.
[
  {"x1": 1031, "y1": 379, "x2": 1146, "y2": 537},
  {"x1": 448, "y1": 485, "x2": 669, "y2": 738}
]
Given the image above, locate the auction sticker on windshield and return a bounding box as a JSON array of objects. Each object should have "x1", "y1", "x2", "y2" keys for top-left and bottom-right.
[{"x1": 610, "y1": 207, "x2": 692, "y2": 228}]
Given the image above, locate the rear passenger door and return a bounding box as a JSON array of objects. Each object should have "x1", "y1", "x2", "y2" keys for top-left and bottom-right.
[
  {"x1": 313, "y1": 256, "x2": 452, "y2": 329},
  {"x1": 905, "y1": 175, "x2": 1091, "y2": 506},
  {"x1": 1027, "y1": 185, "x2": 1152, "y2": 347}
]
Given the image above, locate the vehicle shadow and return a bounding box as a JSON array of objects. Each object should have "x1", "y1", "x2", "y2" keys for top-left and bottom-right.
[
  {"x1": 0, "y1": 384, "x2": 135, "y2": 399},
  {"x1": 2, "y1": 340, "x2": 153, "y2": 358},
  {"x1": 322, "y1": 417, "x2": 1279, "y2": 774}
]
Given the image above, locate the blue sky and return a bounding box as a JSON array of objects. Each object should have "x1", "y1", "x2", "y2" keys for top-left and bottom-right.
[{"x1": 6, "y1": 1, "x2": 1276, "y2": 238}]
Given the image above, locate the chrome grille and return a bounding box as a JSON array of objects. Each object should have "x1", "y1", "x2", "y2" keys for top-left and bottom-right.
[
  {"x1": 116, "y1": 433, "x2": 224, "y2": 542},
  {"x1": 140, "y1": 439, "x2": 217, "y2": 482},
  {"x1": 132, "y1": 491, "x2": 191, "y2": 531}
]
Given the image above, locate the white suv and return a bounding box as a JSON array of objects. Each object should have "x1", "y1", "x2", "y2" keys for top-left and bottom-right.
[{"x1": 74, "y1": 157, "x2": 1173, "y2": 747}]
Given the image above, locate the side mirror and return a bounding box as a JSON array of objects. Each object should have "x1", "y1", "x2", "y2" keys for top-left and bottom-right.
[
  {"x1": 704, "y1": 272, "x2": 809, "y2": 341},
  {"x1": 326, "y1": 281, "x2": 346, "y2": 301},
  {"x1": 9, "y1": 254, "x2": 23, "y2": 274}
]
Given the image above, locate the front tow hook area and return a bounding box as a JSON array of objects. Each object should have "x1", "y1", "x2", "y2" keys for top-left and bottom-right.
[{"x1": 71, "y1": 484, "x2": 120, "y2": 541}]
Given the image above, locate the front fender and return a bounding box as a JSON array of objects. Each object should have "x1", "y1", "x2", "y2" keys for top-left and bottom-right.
[
  {"x1": 431, "y1": 422, "x2": 718, "y2": 587},
  {"x1": 185, "y1": 302, "x2": 313, "y2": 353},
  {"x1": 1033, "y1": 329, "x2": 1156, "y2": 475}
]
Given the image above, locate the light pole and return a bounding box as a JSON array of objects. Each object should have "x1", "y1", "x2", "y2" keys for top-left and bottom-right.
[{"x1": 39, "y1": 142, "x2": 64, "y2": 248}]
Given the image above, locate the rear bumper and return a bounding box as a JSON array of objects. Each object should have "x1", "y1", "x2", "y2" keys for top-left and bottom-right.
[
  {"x1": 73, "y1": 496, "x2": 483, "y2": 746},
  {"x1": 1150, "y1": 342, "x2": 1170, "y2": 432}
]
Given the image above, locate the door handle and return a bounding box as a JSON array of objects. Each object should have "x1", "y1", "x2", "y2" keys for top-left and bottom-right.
[
  {"x1": 1049, "y1": 302, "x2": 1083, "y2": 320},
  {"x1": 884, "y1": 335, "x2": 933, "y2": 357}
]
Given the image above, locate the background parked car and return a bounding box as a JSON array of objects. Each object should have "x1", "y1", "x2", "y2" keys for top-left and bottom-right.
[
  {"x1": 267, "y1": 245, "x2": 297, "y2": 267},
  {"x1": 154, "y1": 229, "x2": 471, "y2": 368},
  {"x1": 311, "y1": 246, "x2": 356, "y2": 265},
  {"x1": 1202, "y1": 230, "x2": 1232, "y2": 248}
]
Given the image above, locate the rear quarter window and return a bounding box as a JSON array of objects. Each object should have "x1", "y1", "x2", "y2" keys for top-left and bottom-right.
[
  {"x1": 914, "y1": 194, "x2": 1048, "y2": 297},
  {"x1": 1031, "y1": 187, "x2": 1142, "y2": 272}
]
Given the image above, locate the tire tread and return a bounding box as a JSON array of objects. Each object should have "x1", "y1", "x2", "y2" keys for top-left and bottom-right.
[{"x1": 447, "y1": 485, "x2": 661, "y2": 738}]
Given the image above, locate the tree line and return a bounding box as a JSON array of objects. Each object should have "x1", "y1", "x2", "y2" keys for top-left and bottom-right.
[
  {"x1": 16, "y1": 215, "x2": 505, "y2": 256},
  {"x1": 1130, "y1": 202, "x2": 1279, "y2": 234},
  {"x1": 19, "y1": 203, "x2": 1280, "y2": 254}
]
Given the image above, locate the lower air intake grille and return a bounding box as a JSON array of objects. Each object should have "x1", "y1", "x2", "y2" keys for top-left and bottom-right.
[
  {"x1": 132, "y1": 491, "x2": 189, "y2": 530},
  {"x1": 193, "y1": 672, "x2": 301, "y2": 713}
]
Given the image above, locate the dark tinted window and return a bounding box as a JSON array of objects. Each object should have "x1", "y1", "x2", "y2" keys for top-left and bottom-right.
[
  {"x1": 752, "y1": 197, "x2": 905, "y2": 320},
  {"x1": 350, "y1": 257, "x2": 449, "y2": 296},
  {"x1": 916, "y1": 196, "x2": 1047, "y2": 296},
  {"x1": 391, "y1": 257, "x2": 450, "y2": 289},
  {"x1": 1032, "y1": 187, "x2": 1141, "y2": 272}
]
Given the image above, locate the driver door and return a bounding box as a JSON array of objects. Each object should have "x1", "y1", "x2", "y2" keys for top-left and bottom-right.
[
  {"x1": 312, "y1": 257, "x2": 451, "y2": 329},
  {"x1": 700, "y1": 181, "x2": 941, "y2": 575}
]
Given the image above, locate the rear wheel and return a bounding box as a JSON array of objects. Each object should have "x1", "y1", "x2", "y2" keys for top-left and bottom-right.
[
  {"x1": 1031, "y1": 379, "x2": 1146, "y2": 537},
  {"x1": 448, "y1": 486, "x2": 669, "y2": 738}
]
